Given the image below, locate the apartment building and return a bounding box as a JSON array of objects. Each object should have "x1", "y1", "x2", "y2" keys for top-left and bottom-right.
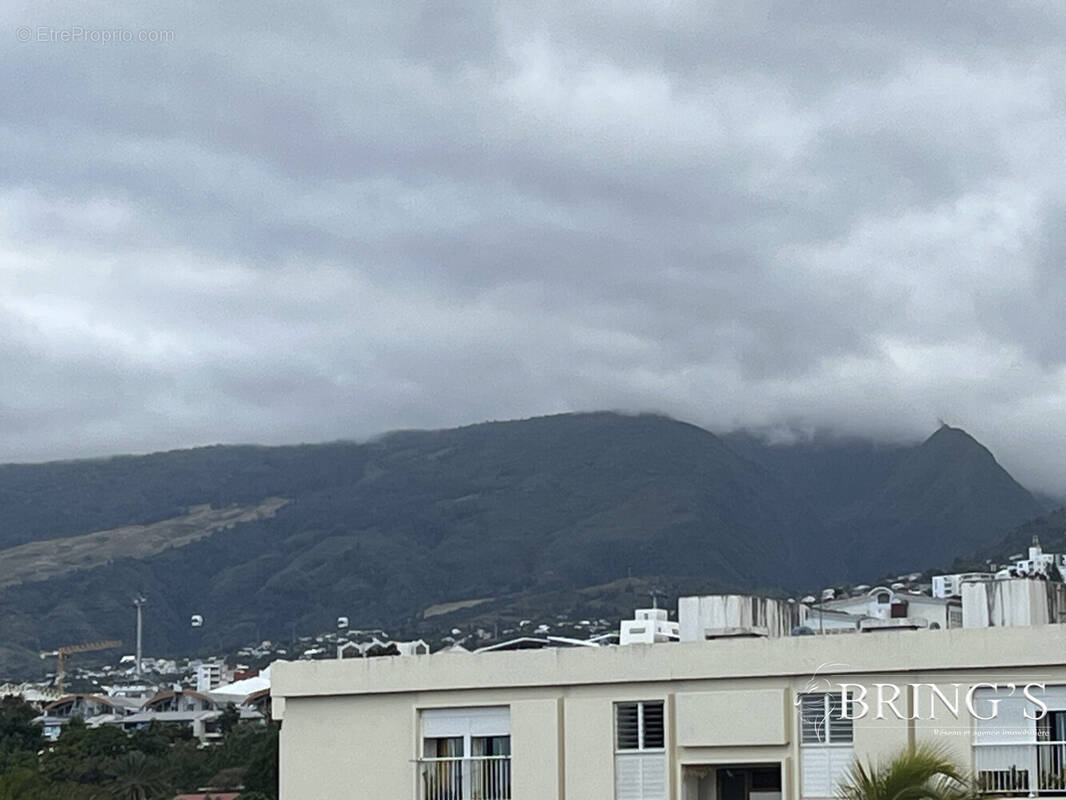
[{"x1": 272, "y1": 624, "x2": 1066, "y2": 799}]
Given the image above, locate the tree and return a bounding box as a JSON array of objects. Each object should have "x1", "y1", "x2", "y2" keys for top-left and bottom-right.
[
  {"x1": 239, "y1": 724, "x2": 278, "y2": 799},
  {"x1": 41, "y1": 719, "x2": 131, "y2": 786},
  {"x1": 0, "y1": 767, "x2": 46, "y2": 800},
  {"x1": 219, "y1": 704, "x2": 240, "y2": 735},
  {"x1": 837, "y1": 744, "x2": 977, "y2": 800},
  {"x1": 106, "y1": 751, "x2": 169, "y2": 800},
  {"x1": 0, "y1": 697, "x2": 43, "y2": 773}
]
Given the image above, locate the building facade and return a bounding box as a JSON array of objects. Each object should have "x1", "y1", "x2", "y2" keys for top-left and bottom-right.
[{"x1": 272, "y1": 624, "x2": 1066, "y2": 799}]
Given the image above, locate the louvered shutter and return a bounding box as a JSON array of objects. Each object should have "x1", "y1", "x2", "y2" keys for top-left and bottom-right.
[
  {"x1": 801, "y1": 746, "x2": 853, "y2": 799},
  {"x1": 642, "y1": 702, "x2": 665, "y2": 749},
  {"x1": 616, "y1": 753, "x2": 666, "y2": 800},
  {"x1": 616, "y1": 703, "x2": 640, "y2": 749}
]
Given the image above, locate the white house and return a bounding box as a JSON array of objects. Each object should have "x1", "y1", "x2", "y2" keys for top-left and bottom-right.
[{"x1": 817, "y1": 586, "x2": 962, "y2": 629}]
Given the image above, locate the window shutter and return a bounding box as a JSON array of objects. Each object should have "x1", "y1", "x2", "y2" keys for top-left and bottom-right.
[
  {"x1": 616, "y1": 753, "x2": 666, "y2": 800},
  {"x1": 616, "y1": 703, "x2": 640, "y2": 750},
  {"x1": 642, "y1": 702, "x2": 665, "y2": 749},
  {"x1": 800, "y1": 694, "x2": 828, "y2": 744},
  {"x1": 640, "y1": 752, "x2": 666, "y2": 799},
  {"x1": 827, "y1": 694, "x2": 853, "y2": 744},
  {"x1": 616, "y1": 753, "x2": 644, "y2": 800},
  {"x1": 801, "y1": 746, "x2": 853, "y2": 798},
  {"x1": 801, "y1": 693, "x2": 852, "y2": 745}
]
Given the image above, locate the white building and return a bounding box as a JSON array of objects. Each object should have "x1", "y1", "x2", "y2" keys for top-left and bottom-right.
[
  {"x1": 195, "y1": 661, "x2": 226, "y2": 692},
  {"x1": 209, "y1": 666, "x2": 271, "y2": 706},
  {"x1": 621, "y1": 608, "x2": 680, "y2": 645},
  {"x1": 934, "y1": 537, "x2": 1066, "y2": 597},
  {"x1": 1011, "y1": 536, "x2": 1066, "y2": 576},
  {"x1": 814, "y1": 586, "x2": 962, "y2": 630},
  {"x1": 932, "y1": 572, "x2": 995, "y2": 599},
  {"x1": 272, "y1": 624, "x2": 1066, "y2": 800}
]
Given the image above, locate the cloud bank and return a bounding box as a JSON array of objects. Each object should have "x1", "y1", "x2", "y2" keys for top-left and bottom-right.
[{"x1": 2, "y1": 1, "x2": 1065, "y2": 491}]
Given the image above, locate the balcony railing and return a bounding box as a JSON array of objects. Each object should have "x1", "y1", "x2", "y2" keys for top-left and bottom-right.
[
  {"x1": 418, "y1": 755, "x2": 512, "y2": 800},
  {"x1": 1038, "y1": 742, "x2": 1066, "y2": 793},
  {"x1": 976, "y1": 742, "x2": 1066, "y2": 795}
]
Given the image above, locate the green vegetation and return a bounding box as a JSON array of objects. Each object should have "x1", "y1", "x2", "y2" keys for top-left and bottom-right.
[
  {"x1": 0, "y1": 696, "x2": 277, "y2": 799},
  {"x1": 0, "y1": 413, "x2": 1047, "y2": 675},
  {"x1": 838, "y1": 743, "x2": 976, "y2": 800}
]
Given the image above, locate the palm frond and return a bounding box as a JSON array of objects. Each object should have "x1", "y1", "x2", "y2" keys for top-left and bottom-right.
[{"x1": 837, "y1": 743, "x2": 977, "y2": 800}]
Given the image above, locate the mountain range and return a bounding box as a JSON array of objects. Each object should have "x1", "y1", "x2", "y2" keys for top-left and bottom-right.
[{"x1": 0, "y1": 412, "x2": 1048, "y2": 676}]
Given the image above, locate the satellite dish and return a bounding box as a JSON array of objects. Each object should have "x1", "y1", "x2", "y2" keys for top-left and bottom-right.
[
  {"x1": 337, "y1": 616, "x2": 349, "y2": 630},
  {"x1": 190, "y1": 614, "x2": 204, "y2": 628}
]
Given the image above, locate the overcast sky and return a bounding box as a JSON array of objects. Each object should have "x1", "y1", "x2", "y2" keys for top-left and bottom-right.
[{"x1": 2, "y1": 2, "x2": 1065, "y2": 491}]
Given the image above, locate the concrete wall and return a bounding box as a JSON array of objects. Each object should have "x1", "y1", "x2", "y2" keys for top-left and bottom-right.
[
  {"x1": 676, "y1": 690, "x2": 787, "y2": 747},
  {"x1": 278, "y1": 693, "x2": 415, "y2": 799},
  {"x1": 678, "y1": 595, "x2": 805, "y2": 640},
  {"x1": 961, "y1": 578, "x2": 1066, "y2": 627},
  {"x1": 511, "y1": 699, "x2": 562, "y2": 797}
]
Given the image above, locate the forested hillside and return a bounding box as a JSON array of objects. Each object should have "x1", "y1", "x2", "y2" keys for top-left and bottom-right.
[{"x1": 0, "y1": 413, "x2": 1045, "y2": 676}]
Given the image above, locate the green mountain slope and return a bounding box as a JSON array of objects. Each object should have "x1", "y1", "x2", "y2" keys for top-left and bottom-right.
[
  {"x1": 829, "y1": 425, "x2": 1042, "y2": 572},
  {"x1": 0, "y1": 413, "x2": 1043, "y2": 676},
  {"x1": 725, "y1": 424, "x2": 1043, "y2": 576}
]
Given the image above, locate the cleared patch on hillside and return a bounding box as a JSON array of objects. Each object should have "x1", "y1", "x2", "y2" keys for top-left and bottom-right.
[
  {"x1": 0, "y1": 498, "x2": 289, "y2": 589},
  {"x1": 423, "y1": 597, "x2": 492, "y2": 617}
]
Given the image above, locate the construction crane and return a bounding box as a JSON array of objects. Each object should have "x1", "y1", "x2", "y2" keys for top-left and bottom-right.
[{"x1": 40, "y1": 640, "x2": 122, "y2": 693}]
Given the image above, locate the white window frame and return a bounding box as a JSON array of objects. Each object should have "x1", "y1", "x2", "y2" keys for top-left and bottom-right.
[
  {"x1": 420, "y1": 707, "x2": 510, "y2": 800},
  {"x1": 615, "y1": 700, "x2": 666, "y2": 753},
  {"x1": 800, "y1": 692, "x2": 854, "y2": 800},
  {"x1": 614, "y1": 700, "x2": 666, "y2": 800},
  {"x1": 799, "y1": 692, "x2": 853, "y2": 746}
]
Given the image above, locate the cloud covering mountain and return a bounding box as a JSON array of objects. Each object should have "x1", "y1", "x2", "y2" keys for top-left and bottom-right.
[{"x1": 2, "y1": 2, "x2": 1066, "y2": 490}]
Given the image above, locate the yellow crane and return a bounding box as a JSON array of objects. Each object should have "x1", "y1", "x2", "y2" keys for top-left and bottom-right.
[{"x1": 40, "y1": 640, "x2": 122, "y2": 693}]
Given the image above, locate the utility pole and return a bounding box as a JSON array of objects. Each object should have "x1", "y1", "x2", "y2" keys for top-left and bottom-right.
[{"x1": 133, "y1": 596, "x2": 147, "y2": 677}]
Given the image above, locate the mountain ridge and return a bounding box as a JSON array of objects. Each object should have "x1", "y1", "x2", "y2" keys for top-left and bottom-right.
[{"x1": 0, "y1": 411, "x2": 1044, "y2": 676}]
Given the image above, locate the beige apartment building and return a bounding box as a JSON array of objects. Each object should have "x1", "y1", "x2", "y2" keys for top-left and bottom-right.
[{"x1": 272, "y1": 624, "x2": 1066, "y2": 799}]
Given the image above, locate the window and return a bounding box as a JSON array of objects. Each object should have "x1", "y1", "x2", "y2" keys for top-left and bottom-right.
[
  {"x1": 616, "y1": 701, "x2": 665, "y2": 751},
  {"x1": 975, "y1": 687, "x2": 1066, "y2": 795},
  {"x1": 420, "y1": 707, "x2": 510, "y2": 800},
  {"x1": 800, "y1": 693, "x2": 854, "y2": 799},
  {"x1": 800, "y1": 692, "x2": 853, "y2": 745},
  {"x1": 615, "y1": 701, "x2": 666, "y2": 800}
]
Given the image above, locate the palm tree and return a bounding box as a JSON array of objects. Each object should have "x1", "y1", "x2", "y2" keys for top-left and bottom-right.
[
  {"x1": 837, "y1": 743, "x2": 977, "y2": 800},
  {"x1": 107, "y1": 751, "x2": 169, "y2": 800}
]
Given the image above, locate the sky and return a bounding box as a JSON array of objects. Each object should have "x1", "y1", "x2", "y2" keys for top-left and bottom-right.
[{"x1": 2, "y1": 2, "x2": 1065, "y2": 491}]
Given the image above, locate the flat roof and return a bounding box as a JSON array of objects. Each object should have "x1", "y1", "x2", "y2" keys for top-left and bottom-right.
[{"x1": 272, "y1": 623, "x2": 1066, "y2": 699}]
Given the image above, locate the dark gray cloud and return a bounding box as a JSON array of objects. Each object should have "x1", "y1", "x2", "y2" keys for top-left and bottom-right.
[{"x1": 2, "y1": 0, "x2": 1066, "y2": 492}]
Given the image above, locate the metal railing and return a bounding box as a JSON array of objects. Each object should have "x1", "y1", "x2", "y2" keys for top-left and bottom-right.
[
  {"x1": 975, "y1": 742, "x2": 1066, "y2": 795},
  {"x1": 975, "y1": 743, "x2": 1032, "y2": 795},
  {"x1": 418, "y1": 755, "x2": 511, "y2": 800},
  {"x1": 1038, "y1": 742, "x2": 1066, "y2": 793}
]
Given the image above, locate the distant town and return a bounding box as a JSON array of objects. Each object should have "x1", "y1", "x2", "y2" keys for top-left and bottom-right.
[{"x1": 4, "y1": 534, "x2": 1065, "y2": 799}]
